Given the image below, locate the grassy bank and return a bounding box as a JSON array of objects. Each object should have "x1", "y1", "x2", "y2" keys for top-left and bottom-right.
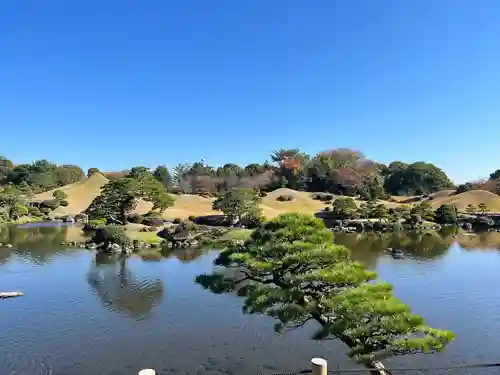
[
  {"x1": 217, "y1": 228, "x2": 252, "y2": 242},
  {"x1": 127, "y1": 230, "x2": 163, "y2": 245}
]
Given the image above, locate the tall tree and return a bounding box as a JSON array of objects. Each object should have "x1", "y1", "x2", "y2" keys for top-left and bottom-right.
[
  {"x1": 489, "y1": 169, "x2": 500, "y2": 180},
  {"x1": 271, "y1": 149, "x2": 309, "y2": 190},
  {"x1": 153, "y1": 165, "x2": 172, "y2": 190},
  {"x1": 331, "y1": 197, "x2": 358, "y2": 219},
  {"x1": 212, "y1": 188, "x2": 262, "y2": 224},
  {"x1": 86, "y1": 178, "x2": 140, "y2": 221},
  {"x1": 197, "y1": 213, "x2": 454, "y2": 364},
  {"x1": 87, "y1": 168, "x2": 101, "y2": 177},
  {"x1": 384, "y1": 162, "x2": 454, "y2": 196}
]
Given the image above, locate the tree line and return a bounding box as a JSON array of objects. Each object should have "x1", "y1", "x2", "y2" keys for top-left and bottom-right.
[{"x1": 2, "y1": 149, "x2": 500, "y2": 200}]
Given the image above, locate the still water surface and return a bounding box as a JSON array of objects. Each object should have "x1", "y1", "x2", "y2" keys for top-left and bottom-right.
[{"x1": 1, "y1": 225, "x2": 500, "y2": 375}]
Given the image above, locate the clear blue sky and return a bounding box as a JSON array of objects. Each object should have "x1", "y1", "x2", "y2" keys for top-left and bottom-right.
[{"x1": 1, "y1": 0, "x2": 499, "y2": 183}]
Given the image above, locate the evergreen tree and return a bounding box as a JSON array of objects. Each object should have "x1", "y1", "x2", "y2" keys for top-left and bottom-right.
[{"x1": 197, "y1": 213, "x2": 454, "y2": 364}]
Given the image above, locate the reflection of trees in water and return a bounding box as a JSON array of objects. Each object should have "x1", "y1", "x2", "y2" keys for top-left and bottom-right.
[
  {"x1": 86, "y1": 253, "x2": 165, "y2": 320},
  {"x1": 0, "y1": 225, "x2": 82, "y2": 265},
  {"x1": 160, "y1": 247, "x2": 207, "y2": 263},
  {"x1": 457, "y1": 231, "x2": 500, "y2": 251},
  {"x1": 334, "y1": 230, "x2": 458, "y2": 267}
]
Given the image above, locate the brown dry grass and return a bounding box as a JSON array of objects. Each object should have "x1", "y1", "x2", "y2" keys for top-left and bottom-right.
[
  {"x1": 390, "y1": 190, "x2": 455, "y2": 204},
  {"x1": 430, "y1": 189, "x2": 500, "y2": 211},
  {"x1": 135, "y1": 194, "x2": 218, "y2": 219},
  {"x1": 36, "y1": 174, "x2": 498, "y2": 219},
  {"x1": 33, "y1": 173, "x2": 109, "y2": 216}
]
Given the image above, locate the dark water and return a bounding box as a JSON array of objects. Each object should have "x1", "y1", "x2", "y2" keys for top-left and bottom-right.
[{"x1": 1, "y1": 226, "x2": 500, "y2": 375}]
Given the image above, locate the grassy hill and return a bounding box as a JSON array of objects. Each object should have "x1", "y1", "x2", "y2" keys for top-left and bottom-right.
[
  {"x1": 33, "y1": 174, "x2": 500, "y2": 218},
  {"x1": 135, "y1": 194, "x2": 217, "y2": 218},
  {"x1": 33, "y1": 173, "x2": 109, "y2": 216},
  {"x1": 430, "y1": 189, "x2": 500, "y2": 211}
]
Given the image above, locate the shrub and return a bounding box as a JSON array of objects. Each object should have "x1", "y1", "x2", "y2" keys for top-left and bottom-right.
[
  {"x1": 188, "y1": 215, "x2": 197, "y2": 222},
  {"x1": 323, "y1": 206, "x2": 331, "y2": 212},
  {"x1": 181, "y1": 220, "x2": 197, "y2": 231},
  {"x1": 259, "y1": 191, "x2": 268, "y2": 197},
  {"x1": 276, "y1": 195, "x2": 294, "y2": 202},
  {"x1": 173, "y1": 217, "x2": 183, "y2": 224},
  {"x1": 40, "y1": 207, "x2": 52, "y2": 214},
  {"x1": 89, "y1": 218, "x2": 107, "y2": 228},
  {"x1": 311, "y1": 192, "x2": 334, "y2": 202},
  {"x1": 59, "y1": 200, "x2": 69, "y2": 207},
  {"x1": 406, "y1": 214, "x2": 422, "y2": 225},
  {"x1": 0, "y1": 208, "x2": 8, "y2": 223},
  {"x1": 435, "y1": 204, "x2": 457, "y2": 224},
  {"x1": 40, "y1": 199, "x2": 60, "y2": 210},
  {"x1": 92, "y1": 225, "x2": 131, "y2": 248},
  {"x1": 331, "y1": 197, "x2": 359, "y2": 219},
  {"x1": 456, "y1": 183, "x2": 472, "y2": 194},
  {"x1": 74, "y1": 213, "x2": 88, "y2": 222},
  {"x1": 240, "y1": 214, "x2": 262, "y2": 229},
  {"x1": 28, "y1": 206, "x2": 43, "y2": 217},
  {"x1": 53, "y1": 190, "x2": 68, "y2": 201},
  {"x1": 127, "y1": 214, "x2": 145, "y2": 224}
]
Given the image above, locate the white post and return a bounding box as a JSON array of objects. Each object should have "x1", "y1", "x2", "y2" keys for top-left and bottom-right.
[
  {"x1": 311, "y1": 358, "x2": 327, "y2": 375},
  {"x1": 138, "y1": 370, "x2": 155, "y2": 375}
]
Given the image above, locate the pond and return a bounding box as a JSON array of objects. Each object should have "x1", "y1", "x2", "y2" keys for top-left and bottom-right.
[{"x1": 1, "y1": 225, "x2": 500, "y2": 375}]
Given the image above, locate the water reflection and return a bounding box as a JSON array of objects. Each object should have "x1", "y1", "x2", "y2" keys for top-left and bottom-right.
[
  {"x1": 334, "y1": 229, "x2": 500, "y2": 269},
  {"x1": 160, "y1": 246, "x2": 207, "y2": 262},
  {"x1": 0, "y1": 224, "x2": 87, "y2": 265},
  {"x1": 86, "y1": 253, "x2": 165, "y2": 320}
]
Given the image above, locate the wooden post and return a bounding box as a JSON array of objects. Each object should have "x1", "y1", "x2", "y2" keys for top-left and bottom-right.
[
  {"x1": 138, "y1": 370, "x2": 155, "y2": 375},
  {"x1": 311, "y1": 358, "x2": 327, "y2": 375}
]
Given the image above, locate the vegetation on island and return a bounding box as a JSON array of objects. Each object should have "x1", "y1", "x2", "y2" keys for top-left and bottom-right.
[
  {"x1": 1, "y1": 148, "x2": 500, "y2": 229},
  {"x1": 85, "y1": 166, "x2": 175, "y2": 223},
  {"x1": 197, "y1": 213, "x2": 455, "y2": 363}
]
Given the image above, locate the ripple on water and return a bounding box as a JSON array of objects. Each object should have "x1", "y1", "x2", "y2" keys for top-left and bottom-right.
[{"x1": 0, "y1": 351, "x2": 53, "y2": 375}]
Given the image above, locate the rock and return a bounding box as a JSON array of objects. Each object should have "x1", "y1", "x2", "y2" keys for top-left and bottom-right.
[
  {"x1": 333, "y1": 219, "x2": 344, "y2": 228},
  {"x1": 474, "y1": 216, "x2": 496, "y2": 228},
  {"x1": 74, "y1": 213, "x2": 88, "y2": 224},
  {"x1": 85, "y1": 242, "x2": 97, "y2": 249},
  {"x1": 194, "y1": 214, "x2": 231, "y2": 227},
  {"x1": 142, "y1": 218, "x2": 163, "y2": 227},
  {"x1": 60, "y1": 242, "x2": 66, "y2": 246},
  {"x1": 62, "y1": 215, "x2": 75, "y2": 223},
  {"x1": 150, "y1": 243, "x2": 159, "y2": 248},
  {"x1": 462, "y1": 222, "x2": 473, "y2": 231},
  {"x1": 5, "y1": 244, "x2": 13, "y2": 248},
  {"x1": 107, "y1": 243, "x2": 122, "y2": 253},
  {"x1": 157, "y1": 228, "x2": 173, "y2": 240},
  {"x1": 133, "y1": 240, "x2": 145, "y2": 250}
]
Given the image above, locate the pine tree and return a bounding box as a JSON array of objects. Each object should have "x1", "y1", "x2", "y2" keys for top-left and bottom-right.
[{"x1": 197, "y1": 213, "x2": 454, "y2": 364}]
